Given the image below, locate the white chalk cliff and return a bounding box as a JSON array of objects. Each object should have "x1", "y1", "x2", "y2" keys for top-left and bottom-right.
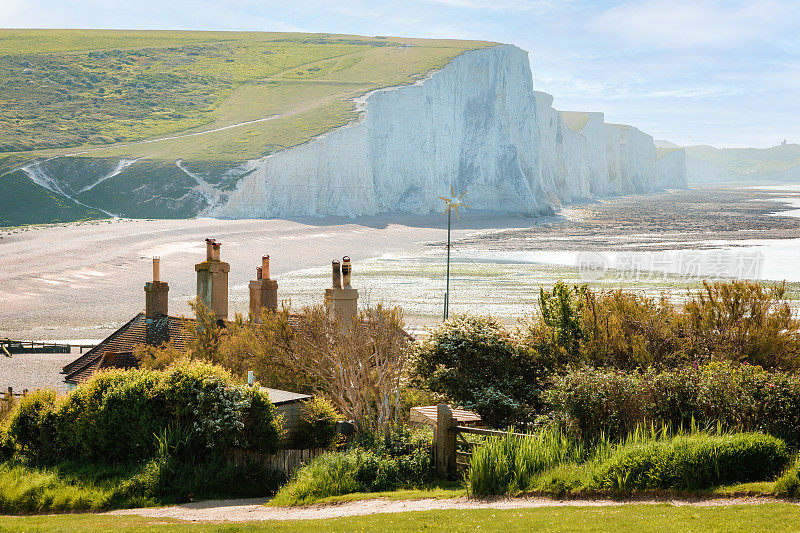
[
  {"x1": 20, "y1": 44, "x2": 687, "y2": 220},
  {"x1": 213, "y1": 44, "x2": 686, "y2": 218}
]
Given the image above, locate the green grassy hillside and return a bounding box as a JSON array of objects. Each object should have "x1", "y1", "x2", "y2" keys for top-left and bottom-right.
[
  {"x1": 0, "y1": 30, "x2": 492, "y2": 226},
  {"x1": 0, "y1": 29, "x2": 491, "y2": 160},
  {"x1": 0, "y1": 169, "x2": 104, "y2": 226},
  {"x1": 685, "y1": 143, "x2": 800, "y2": 174}
]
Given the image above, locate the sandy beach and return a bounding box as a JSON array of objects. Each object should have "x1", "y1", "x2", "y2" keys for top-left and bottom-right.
[
  {"x1": 3, "y1": 184, "x2": 800, "y2": 342},
  {"x1": 0, "y1": 211, "x2": 541, "y2": 341}
]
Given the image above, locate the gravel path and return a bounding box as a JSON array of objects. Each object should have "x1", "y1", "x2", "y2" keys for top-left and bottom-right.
[{"x1": 109, "y1": 496, "x2": 796, "y2": 522}]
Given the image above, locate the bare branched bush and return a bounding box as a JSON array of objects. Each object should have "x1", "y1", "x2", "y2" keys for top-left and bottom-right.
[
  {"x1": 139, "y1": 301, "x2": 410, "y2": 437},
  {"x1": 278, "y1": 305, "x2": 409, "y2": 436}
]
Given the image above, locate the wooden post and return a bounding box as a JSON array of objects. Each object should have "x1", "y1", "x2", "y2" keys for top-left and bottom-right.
[{"x1": 436, "y1": 404, "x2": 456, "y2": 479}]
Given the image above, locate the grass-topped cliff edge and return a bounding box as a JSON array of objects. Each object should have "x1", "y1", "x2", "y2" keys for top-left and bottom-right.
[{"x1": 0, "y1": 29, "x2": 493, "y2": 225}]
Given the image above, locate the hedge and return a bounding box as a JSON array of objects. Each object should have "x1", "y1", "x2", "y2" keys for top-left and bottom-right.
[
  {"x1": 595, "y1": 433, "x2": 790, "y2": 490},
  {"x1": 3, "y1": 361, "x2": 283, "y2": 464},
  {"x1": 547, "y1": 362, "x2": 800, "y2": 444}
]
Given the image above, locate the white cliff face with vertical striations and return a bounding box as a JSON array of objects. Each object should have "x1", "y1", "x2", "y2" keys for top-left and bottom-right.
[
  {"x1": 213, "y1": 44, "x2": 556, "y2": 218},
  {"x1": 534, "y1": 92, "x2": 685, "y2": 205},
  {"x1": 18, "y1": 44, "x2": 687, "y2": 221},
  {"x1": 214, "y1": 44, "x2": 686, "y2": 218}
]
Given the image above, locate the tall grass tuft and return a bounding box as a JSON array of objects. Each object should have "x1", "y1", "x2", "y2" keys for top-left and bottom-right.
[
  {"x1": 775, "y1": 454, "x2": 800, "y2": 497},
  {"x1": 467, "y1": 422, "x2": 790, "y2": 496},
  {"x1": 595, "y1": 432, "x2": 789, "y2": 491},
  {"x1": 468, "y1": 428, "x2": 585, "y2": 496}
]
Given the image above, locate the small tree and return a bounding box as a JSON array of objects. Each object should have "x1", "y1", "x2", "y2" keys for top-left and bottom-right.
[{"x1": 412, "y1": 314, "x2": 549, "y2": 428}]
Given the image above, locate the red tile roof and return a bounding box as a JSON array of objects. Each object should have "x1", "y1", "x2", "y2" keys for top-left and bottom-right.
[{"x1": 63, "y1": 313, "x2": 194, "y2": 385}]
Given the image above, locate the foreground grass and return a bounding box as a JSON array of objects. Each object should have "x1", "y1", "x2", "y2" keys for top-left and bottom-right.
[
  {"x1": 4, "y1": 504, "x2": 800, "y2": 532},
  {"x1": 0, "y1": 458, "x2": 282, "y2": 514},
  {"x1": 0, "y1": 461, "x2": 150, "y2": 513}
]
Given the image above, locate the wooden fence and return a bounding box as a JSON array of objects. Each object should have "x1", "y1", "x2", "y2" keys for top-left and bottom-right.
[
  {"x1": 228, "y1": 447, "x2": 330, "y2": 478},
  {"x1": 0, "y1": 387, "x2": 28, "y2": 420},
  {"x1": 434, "y1": 404, "x2": 528, "y2": 479}
]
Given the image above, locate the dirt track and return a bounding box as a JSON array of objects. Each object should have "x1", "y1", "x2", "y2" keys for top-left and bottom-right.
[{"x1": 109, "y1": 496, "x2": 796, "y2": 522}]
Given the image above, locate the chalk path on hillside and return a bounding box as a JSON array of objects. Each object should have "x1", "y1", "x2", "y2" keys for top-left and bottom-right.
[{"x1": 109, "y1": 496, "x2": 796, "y2": 522}]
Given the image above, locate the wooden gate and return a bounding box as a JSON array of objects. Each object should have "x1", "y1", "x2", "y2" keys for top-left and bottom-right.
[{"x1": 433, "y1": 404, "x2": 528, "y2": 479}]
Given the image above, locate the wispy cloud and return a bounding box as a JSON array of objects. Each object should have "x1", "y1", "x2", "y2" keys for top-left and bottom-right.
[
  {"x1": 422, "y1": 0, "x2": 571, "y2": 12},
  {"x1": 591, "y1": 0, "x2": 794, "y2": 48}
]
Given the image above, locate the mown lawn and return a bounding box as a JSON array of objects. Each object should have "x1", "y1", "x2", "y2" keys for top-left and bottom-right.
[{"x1": 3, "y1": 504, "x2": 800, "y2": 532}]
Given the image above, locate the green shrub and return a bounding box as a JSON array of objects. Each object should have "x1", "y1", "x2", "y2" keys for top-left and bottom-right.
[
  {"x1": 4, "y1": 389, "x2": 58, "y2": 460},
  {"x1": 0, "y1": 428, "x2": 13, "y2": 462},
  {"x1": 241, "y1": 386, "x2": 284, "y2": 454},
  {"x1": 412, "y1": 314, "x2": 550, "y2": 428},
  {"x1": 521, "y1": 280, "x2": 800, "y2": 372},
  {"x1": 595, "y1": 433, "x2": 790, "y2": 491},
  {"x1": 468, "y1": 429, "x2": 586, "y2": 496},
  {"x1": 3, "y1": 361, "x2": 282, "y2": 464},
  {"x1": 297, "y1": 397, "x2": 340, "y2": 449},
  {"x1": 775, "y1": 455, "x2": 800, "y2": 497},
  {"x1": 114, "y1": 433, "x2": 285, "y2": 504},
  {"x1": 272, "y1": 443, "x2": 433, "y2": 505},
  {"x1": 548, "y1": 362, "x2": 800, "y2": 444},
  {"x1": 271, "y1": 451, "x2": 364, "y2": 505},
  {"x1": 684, "y1": 281, "x2": 800, "y2": 371}
]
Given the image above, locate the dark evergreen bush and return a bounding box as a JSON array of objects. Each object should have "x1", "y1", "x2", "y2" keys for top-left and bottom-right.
[
  {"x1": 297, "y1": 397, "x2": 341, "y2": 449},
  {"x1": 412, "y1": 314, "x2": 550, "y2": 428}
]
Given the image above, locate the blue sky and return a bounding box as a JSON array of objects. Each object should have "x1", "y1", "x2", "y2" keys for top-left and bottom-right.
[{"x1": 2, "y1": 0, "x2": 799, "y2": 147}]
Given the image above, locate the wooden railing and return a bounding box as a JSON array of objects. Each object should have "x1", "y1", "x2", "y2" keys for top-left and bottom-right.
[{"x1": 1, "y1": 339, "x2": 95, "y2": 354}]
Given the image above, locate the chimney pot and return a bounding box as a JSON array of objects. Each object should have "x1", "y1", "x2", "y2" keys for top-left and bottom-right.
[
  {"x1": 205, "y1": 238, "x2": 221, "y2": 261},
  {"x1": 249, "y1": 257, "x2": 278, "y2": 319},
  {"x1": 342, "y1": 256, "x2": 352, "y2": 288},
  {"x1": 325, "y1": 256, "x2": 358, "y2": 324},
  {"x1": 145, "y1": 258, "x2": 168, "y2": 318},
  {"x1": 332, "y1": 260, "x2": 342, "y2": 289},
  {"x1": 196, "y1": 239, "x2": 229, "y2": 319},
  {"x1": 262, "y1": 255, "x2": 270, "y2": 280}
]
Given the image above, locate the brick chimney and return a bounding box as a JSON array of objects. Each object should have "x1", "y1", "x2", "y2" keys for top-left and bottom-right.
[
  {"x1": 195, "y1": 238, "x2": 230, "y2": 320},
  {"x1": 144, "y1": 257, "x2": 168, "y2": 318},
  {"x1": 324, "y1": 256, "x2": 359, "y2": 324},
  {"x1": 249, "y1": 255, "x2": 278, "y2": 320}
]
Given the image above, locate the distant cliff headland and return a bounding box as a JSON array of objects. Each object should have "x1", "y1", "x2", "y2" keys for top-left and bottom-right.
[{"x1": 0, "y1": 30, "x2": 688, "y2": 225}]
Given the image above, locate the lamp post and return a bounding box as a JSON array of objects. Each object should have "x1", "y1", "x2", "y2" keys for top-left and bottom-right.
[{"x1": 439, "y1": 187, "x2": 468, "y2": 321}]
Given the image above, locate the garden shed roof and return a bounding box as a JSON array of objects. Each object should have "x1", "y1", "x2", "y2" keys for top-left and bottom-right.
[
  {"x1": 410, "y1": 405, "x2": 483, "y2": 427},
  {"x1": 262, "y1": 387, "x2": 311, "y2": 405}
]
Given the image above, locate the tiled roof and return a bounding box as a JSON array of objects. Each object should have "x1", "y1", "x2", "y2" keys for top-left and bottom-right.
[
  {"x1": 63, "y1": 313, "x2": 194, "y2": 385},
  {"x1": 64, "y1": 350, "x2": 140, "y2": 385},
  {"x1": 62, "y1": 311, "x2": 411, "y2": 386}
]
